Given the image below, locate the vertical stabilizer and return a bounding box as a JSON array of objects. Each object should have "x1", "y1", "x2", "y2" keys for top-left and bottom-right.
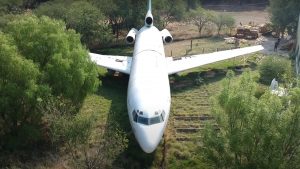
[{"x1": 148, "y1": 0, "x2": 152, "y2": 12}]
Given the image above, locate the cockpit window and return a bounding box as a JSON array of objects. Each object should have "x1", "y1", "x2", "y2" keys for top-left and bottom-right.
[
  {"x1": 132, "y1": 110, "x2": 165, "y2": 125},
  {"x1": 149, "y1": 116, "x2": 161, "y2": 125},
  {"x1": 132, "y1": 110, "x2": 138, "y2": 122},
  {"x1": 138, "y1": 116, "x2": 149, "y2": 125}
]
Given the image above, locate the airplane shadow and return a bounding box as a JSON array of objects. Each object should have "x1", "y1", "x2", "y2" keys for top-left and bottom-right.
[{"x1": 97, "y1": 74, "x2": 155, "y2": 169}]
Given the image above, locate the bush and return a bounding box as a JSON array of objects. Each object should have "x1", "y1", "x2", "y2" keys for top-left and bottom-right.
[
  {"x1": 4, "y1": 15, "x2": 99, "y2": 104},
  {"x1": 41, "y1": 97, "x2": 128, "y2": 169},
  {"x1": 0, "y1": 15, "x2": 99, "y2": 149},
  {"x1": 259, "y1": 56, "x2": 293, "y2": 85},
  {"x1": 202, "y1": 71, "x2": 300, "y2": 169},
  {"x1": 0, "y1": 32, "x2": 49, "y2": 149},
  {"x1": 35, "y1": 1, "x2": 112, "y2": 49},
  {"x1": 66, "y1": 1, "x2": 113, "y2": 49}
]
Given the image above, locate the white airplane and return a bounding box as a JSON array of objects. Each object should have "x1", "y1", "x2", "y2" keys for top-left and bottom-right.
[{"x1": 89, "y1": 0, "x2": 263, "y2": 153}]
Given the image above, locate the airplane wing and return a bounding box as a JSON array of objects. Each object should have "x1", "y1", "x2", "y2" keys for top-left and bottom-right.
[
  {"x1": 89, "y1": 53, "x2": 132, "y2": 74},
  {"x1": 166, "y1": 45, "x2": 264, "y2": 75}
]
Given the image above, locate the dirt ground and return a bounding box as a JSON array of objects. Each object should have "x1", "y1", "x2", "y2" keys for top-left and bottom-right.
[
  {"x1": 222, "y1": 10, "x2": 269, "y2": 26},
  {"x1": 167, "y1": 7, "x2": 269, "y2": 39},
  {"x1": 165, "y1": 7, "x2": 289, "y2": 57}
]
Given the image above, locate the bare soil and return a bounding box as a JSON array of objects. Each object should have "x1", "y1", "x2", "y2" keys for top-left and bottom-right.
[{"x1": 165, "y1": 7, "x2": 289, "y2": 57}]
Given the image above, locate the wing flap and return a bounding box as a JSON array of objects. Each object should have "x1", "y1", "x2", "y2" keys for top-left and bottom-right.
[
  {"x1": 89, "y1": 53, "x2": 132, "y2": 74},
  {"x1": 166, "y1": 45, "x2": 263, "y2": 74}
]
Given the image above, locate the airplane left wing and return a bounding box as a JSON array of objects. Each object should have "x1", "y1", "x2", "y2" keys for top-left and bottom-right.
[
  {"x1": 166, "y1": 45, "x2": 264, "y2": 75},
  {"x1": 89, "y1": 53, "x2": 132, "y2": 74}
]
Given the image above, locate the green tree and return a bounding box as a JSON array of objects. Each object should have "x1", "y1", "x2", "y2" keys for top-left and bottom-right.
[
  {"x1": 269, "y1": 0, "x2": 300, "y2": 37},
  {"x1": 201, "y1": 71, "x2": 300, "y2": 169},
  {"x1": 212, "y1": 13, "x2": 235, "y2": 35},
  {"x1": 34, "y1": 1, "x2": 68, "y2": 21},
  {"x1": 153, "y1": 0, "x2": 186, "y2": 28},
  {"x1": 4, "y1": 15, "x2": 99, "y2": 103},
  {"x1": 0, "y1": 31, "x2": 49, "y2": 148},
  {"x1": 186, "y1": 7, "x2": 215, "y2": 36},
  {"x1": 0, "y1": 15, "x2": 99, "y2": 148},
  {"x1": 259, "y1": 56, "x2": 293, "y2": 85},
  {"x1": 66, "y1": 1, "x2": 112, "y2": 49},
  {"x1": 35, "y1": 1, "x2": 112, "y2": 49},
  {"x1": 0, "y1": 0, "x2": 43, "y2": 13}
]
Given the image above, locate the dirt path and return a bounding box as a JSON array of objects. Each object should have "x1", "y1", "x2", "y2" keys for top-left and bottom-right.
[{"x1": 260, "y1": 37, "x2": 290, "y2": 57}]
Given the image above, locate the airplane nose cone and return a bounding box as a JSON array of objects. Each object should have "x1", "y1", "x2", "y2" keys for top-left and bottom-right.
[{"x1": 134, "y1": 124, "x2": 164, "y2": 153}]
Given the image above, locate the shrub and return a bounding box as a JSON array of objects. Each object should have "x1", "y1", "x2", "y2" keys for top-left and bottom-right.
[
  {"x1": 42, "y1": 97, "x2": 128, "y2": 169},
  {"x1": 4, "y1": 15, "x2": 99, "y2": 104},
  {"x1": 35, "y1": 1, "x2": 113, "y2": 49},
  {"x1": 259, "y1": 56, "x2": 293, "y2": 85},
  {"x1": 202, "y1": 71, "x2": 300, "y2": 169},
  {"x1": 0, "y1": 32, "x2": 50, "y2": 149},
  {"x1": 0, "y1": 15, "x2": 99, "y2": 149}
]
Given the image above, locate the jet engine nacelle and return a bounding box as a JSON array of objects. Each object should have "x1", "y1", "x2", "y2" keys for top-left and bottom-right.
[
  {"x1": 145, "y1": 11, "x2": 153, "y2": 27},
  {"x1": 161, "y1": 29, "x2": 173, "y2": 43},
  {"x1": 126, "y1": 28, "x2": 138, "y2": 44}
]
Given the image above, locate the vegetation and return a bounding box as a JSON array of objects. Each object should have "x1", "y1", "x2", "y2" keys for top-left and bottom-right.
[
  {"x1": 0, "y1": 15, "x2": 99, "y2": 149},
  {"x1": 269, "y1": 0, "x2": 300, "y2": 37},
  {"x1": 259, "y1": 56, "x2": 293, "y2": 84},
  {"x1": 201, "y1": 70, "x2": 300, "y2": 169},
  {"x1": 35, "y1": 1, "x2": 112, "y2": 49},
  {"x1": 185, "y1": 7, "x2": 215, "y2": 36},
  {"x1": 212, "y1": 13, "x2": 235, "y2": 35},
  {"x1": 1, "y1": 0, "x2": 239, "y2": 49},
  {"x1": 153, "y1": 0, "x2": 186, "y2": 28},
  {"x1": 0, "y1": 31, "x2": 43, "y2": 149},
  {"x1": 1, "y1": 0, "x2": 300, "y2": 168}
]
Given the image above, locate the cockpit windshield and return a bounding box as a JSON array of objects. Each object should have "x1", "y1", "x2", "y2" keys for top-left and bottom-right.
[{"x1": 132, "y1": 110, "x2": 165, "y2": 125}]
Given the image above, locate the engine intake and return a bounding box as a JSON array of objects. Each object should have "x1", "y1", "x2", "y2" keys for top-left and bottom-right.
[
  {"x1": 126, "y1": 28, "x2": 138, "y2": 44},
  {"x1": 161, "y1": 29, "x2": 173, "y2": 43},
  {"x1": 145, "y1": 11, "x2": 153, "y2": 27}
]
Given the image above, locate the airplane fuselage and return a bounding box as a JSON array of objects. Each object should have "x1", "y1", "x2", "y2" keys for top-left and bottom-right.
[{"x1": 127, "y1": 26, "x2": 171, "y2": 153}]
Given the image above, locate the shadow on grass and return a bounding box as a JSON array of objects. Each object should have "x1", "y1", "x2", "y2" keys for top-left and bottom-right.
[
  {"x1": 171, "y1": 66, "x2": 255, "y2": 94},
  {"x1": 171, "y1": 70, "x2": 227, "y2": 94},
  {"x1": 97, "y1": 74, "x2": 155, "y2": 169},
  {"x1": 93, "y1": 46, "x2": 133, "y2": 56}
]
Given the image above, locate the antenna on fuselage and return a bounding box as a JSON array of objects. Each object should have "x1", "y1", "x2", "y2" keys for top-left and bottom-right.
[{"x1": 145, "y1": 0, "x2": 153, "y2": 27}]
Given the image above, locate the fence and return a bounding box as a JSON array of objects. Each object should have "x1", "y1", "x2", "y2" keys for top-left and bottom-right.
[{"x1": 203, "y1": 2, "x2": 268, "y2": 11}]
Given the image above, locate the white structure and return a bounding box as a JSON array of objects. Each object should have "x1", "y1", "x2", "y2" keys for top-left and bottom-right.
[
  {"x1": 270, "y1": 78, "x2": 279, "y2": 91},
  {"x1": 89, "y1": 0, "x2": 264, "y2": 153},
  {"x1": 270, "y1": 78, "x2": 286, "y2": 96}
]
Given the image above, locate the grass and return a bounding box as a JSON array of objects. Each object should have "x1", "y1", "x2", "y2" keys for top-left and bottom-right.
[
  {"x1": 76, "y1": 38, "x2": 266, "y2": 168},
  {"x1": 95, "y1": 45, "x2": 133, "y2": 56},
  {"x1": 2, "y1": 37, "x2": 265, "y2": 169}
]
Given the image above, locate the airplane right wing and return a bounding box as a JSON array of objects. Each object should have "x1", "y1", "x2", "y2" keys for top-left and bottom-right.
[
  {"x1": 166, "y1": 45, "x2": 264, "y2": 75},
  {"x1": 89, "y1": 53, "x2": 132, "y2": 74}
]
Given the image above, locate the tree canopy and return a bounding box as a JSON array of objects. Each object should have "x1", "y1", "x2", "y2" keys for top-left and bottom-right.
[
  {"x1": 0, "y1": 15, "x2": 99, "y2": 148},
  {"x1": 201, "y1": 71, "x2": 300, "y2": 169},
  {"x1": 186, "y1": 7, "x2": 215, "y2": 36},
  {"x1": 269, "y1": 0, "x2": 300, "y2": 37}
]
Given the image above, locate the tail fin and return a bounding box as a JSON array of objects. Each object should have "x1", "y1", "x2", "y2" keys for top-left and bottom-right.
[
  {"x1": 148, "y1": 0, "x2": 152, "y2": 12},
  {"x1": 145, "y1": 0, "x2": 153, "y2": 27}
]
